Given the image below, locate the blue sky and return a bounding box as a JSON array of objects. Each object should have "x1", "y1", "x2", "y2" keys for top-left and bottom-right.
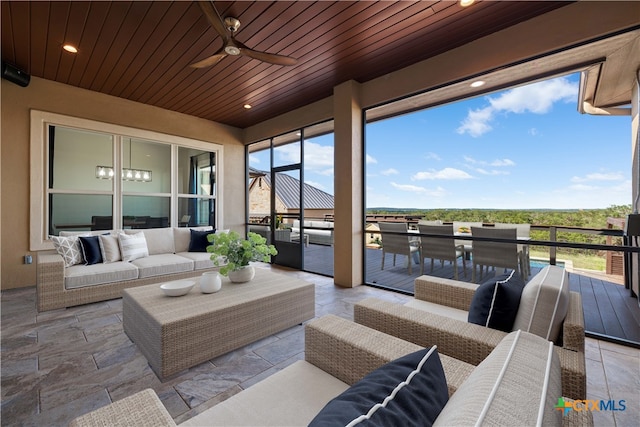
[{"x1": 250, "y1": 72, "x2": 632, "y2": 210}]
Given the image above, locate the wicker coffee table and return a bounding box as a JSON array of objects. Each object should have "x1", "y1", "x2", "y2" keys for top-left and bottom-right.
[{"x1": 122, "y1": 268, "x2": 315, "y2": 380}]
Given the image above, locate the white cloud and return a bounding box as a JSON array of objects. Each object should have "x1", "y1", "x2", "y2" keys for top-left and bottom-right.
[
  {"x1": 529, "y1": 128, "x2": 539, "y2": 136},
  {"x1": 571, "y1": 172, "x2": 625, "y2": 183},
  {"x1": 457, "y1": 76, "x2": 578, "y2": 137},
  {"x1": 464, "y1": 157, "x2": 515, "y2": 175},
  {"x1": 475, "y1": 168, "x2": 509, "y2": 176},
  {"x1": 424, "y1": 152, "x2": 442, "y2": 161},
  {"x1": 249, "y1": 154, "x2": 260, "y2": 165},
  {"x1": 390, "y1": 182, "x2": 446, "y2": 196},
  {"x1": 412, "y1": 167, "x2": 473, "y2": 180},
  {"x1": 275, "y1": 141, "x2": 333, "y2": 172},
  {"x1": 366, "y1": 154, "x2": 378, "y2": 164},
  {"x1": 568, "y1": 184, "x2": 599, "y2": 191},
  {"x1": 490, "y1": 159, "x2": 515, "y2": 167},
  {"x1": 381, "y1": 168, "x2": 399, "y2": 176}
]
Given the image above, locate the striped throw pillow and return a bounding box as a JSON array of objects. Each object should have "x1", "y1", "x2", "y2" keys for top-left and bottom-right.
[{"x1": 118, "y1": 232, "x2": 149, "y2": 262}]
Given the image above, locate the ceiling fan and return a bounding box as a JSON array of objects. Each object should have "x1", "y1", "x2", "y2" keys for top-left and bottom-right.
[{"x1": 190, "y1": 1, "x2": 298, "y2": 68}]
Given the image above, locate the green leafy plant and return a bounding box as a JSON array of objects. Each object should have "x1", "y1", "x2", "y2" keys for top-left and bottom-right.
[{"x1": 207, "y1": 231, "x2": 278, "y2": 276}]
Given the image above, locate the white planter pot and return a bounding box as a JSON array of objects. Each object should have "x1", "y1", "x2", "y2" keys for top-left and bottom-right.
[
  {"x1": 228, "y1": 266, "x2": 255, "y2": 283},
  {"x1": 200, "y1": 271, "x2": 222, "y2": 293}
]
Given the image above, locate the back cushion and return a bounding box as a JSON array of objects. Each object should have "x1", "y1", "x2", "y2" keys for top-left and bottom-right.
[
  {"x1": 434, "y1": 330, "x2": 561, "y2": 427},
  {"x1": 174, "y1": 226, "x2": 213, "y2": 252},
  {"x1": 126, "y1": 228, "x2": 175, "y2": 255},
  {"x1": 512, "y1": 266, "x2": 569, "y2": 342}
]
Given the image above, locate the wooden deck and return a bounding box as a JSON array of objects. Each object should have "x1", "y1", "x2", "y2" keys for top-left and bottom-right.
[{"x1": 299, "y1": 244, "x2": 640, "y2": 347}]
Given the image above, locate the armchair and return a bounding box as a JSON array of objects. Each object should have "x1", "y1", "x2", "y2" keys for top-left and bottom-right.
[{"x1": 354, "y1": 265, "x2": 586, "y2": 400}]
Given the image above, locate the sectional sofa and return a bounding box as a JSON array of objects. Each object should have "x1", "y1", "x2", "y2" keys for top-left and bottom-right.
[
  {"x1": 70, "y1": 315, "x2": 591, "y2": 426},
  {"x1": 36, "y1": 226, "x2": 222, "y2": 311}
]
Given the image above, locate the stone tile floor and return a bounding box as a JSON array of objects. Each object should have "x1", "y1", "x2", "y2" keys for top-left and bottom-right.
[{"x1": 1, "y1": 265, "x2": 638, "y2": 426}]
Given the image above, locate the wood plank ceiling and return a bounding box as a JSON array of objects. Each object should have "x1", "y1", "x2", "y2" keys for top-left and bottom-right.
[{"x1": 1, "y1": 1, "x2": 570, "y2": 129}]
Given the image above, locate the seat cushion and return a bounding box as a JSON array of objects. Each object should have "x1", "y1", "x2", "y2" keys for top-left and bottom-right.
[
  {"x1": 468, "y1": 270, "x2": 526, "y2": 332},
  {"x1": 176, "y1": 252, "x2": 216, "y2": 270},
  {"x1": 309, "y1": 346, "x2": 448, "y2": 427},
  {"x1": 181, "y1": 360, "x2": 349, "y2": 427},
  {"x1": 512, "y1": 265, "x2": 570, "y2": 342},
  {"x1": 404, "y1": 299, "x2": 469, "y2": 322},
  {"x1": 130, "y1": 254, "x2": 193, "y2": 278},
  {"x1": 64, "y1": 261, "x2": 139, "y2": 289},
  {"x1": 434, "y1": 330, "x2": 561, "y2": 426}
]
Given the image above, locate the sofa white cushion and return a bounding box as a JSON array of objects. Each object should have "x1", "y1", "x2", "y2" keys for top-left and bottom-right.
[
  {"x1": 118, "y1": 232, "x2": 149, "y2": 262},
  {"x1": 65, "y1": 261, "x2": 139, "y2": 289},
  {"x1": 126, "y1": 227, "x2": 175, "y2": 255},
  {"x1": 404, "y1": 299, "x2": 469, "y2": 322},
  {"x1": 99, "y1": 234, "x2": 121, "y2": 263},
  {"x1": 131, "y1": 254, "x2": 193, "y2": 278},
  {"x1": 434, "y1": 330, "x2": 561, "y2": 426},
  {"x1": 512, "y1": 265, "x2": 569, "y2": 342},
  {"x1": 176, "y1": 252, "x2": 215, "y2": 270},
  {"x1": 174, "y1": 226, "x2": 213, "y2": 253},
  {"x1": 51, "y1": 235, "x2": 86, "y2": 267},
  {"x1": 181, "y1": 360, "x2": 349, "y2": 427}
]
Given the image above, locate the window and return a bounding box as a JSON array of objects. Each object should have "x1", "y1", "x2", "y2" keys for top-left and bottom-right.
[{"x1": 30, "y1": 111, "x2": 222, "y2": 250}]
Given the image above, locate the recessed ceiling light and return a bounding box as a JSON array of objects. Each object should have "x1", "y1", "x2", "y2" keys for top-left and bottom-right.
[
  {"x1": 63, "y1": 44, "x2": 78, "y2": 53},
  {"x1": 459, "y1": 0, "x2": 475, "y2": 7},
  {"x1": 470, "y1": 80, "x2": 485, "y2": 88},
  {"x1": 243, "y1": 104, "x2": 252, "y2": 109}
]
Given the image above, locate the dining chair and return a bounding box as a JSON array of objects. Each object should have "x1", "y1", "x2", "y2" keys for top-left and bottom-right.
[
  {"x1": 417, "y1": 224, "x2": 466, "y2": 279},
  {"x1": 470, "y1": 226, "x2": 522, "y2": 283},
  {"x1": 379, "y1": 222, "x2": 420, "y2": 274},
  {"x1": 494, "y1": 222, "x2": 531, "y2": 278},
  {"x1": 452, "y1": 221, "x2": 483, "y2": 255}
]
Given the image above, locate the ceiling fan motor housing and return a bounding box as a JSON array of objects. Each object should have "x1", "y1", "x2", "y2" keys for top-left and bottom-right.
[{"x1": 224, "y1": 17, "x2": 241, "y2": 33}]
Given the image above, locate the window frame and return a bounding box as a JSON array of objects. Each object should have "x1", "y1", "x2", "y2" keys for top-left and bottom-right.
[{"x1": 30, "y1": 110, "x2": 224, "y2": 250}]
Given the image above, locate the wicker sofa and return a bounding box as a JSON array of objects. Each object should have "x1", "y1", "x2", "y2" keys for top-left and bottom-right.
[
  {"x1": 354, "y1": 265, "x2": 587, "y2": 400},
  {"x1": 70, "y1": 315, "x2": 591, "y2": 427},
  {"x1": 36, "y1": 227, "x2": 221, "y2": 312}
]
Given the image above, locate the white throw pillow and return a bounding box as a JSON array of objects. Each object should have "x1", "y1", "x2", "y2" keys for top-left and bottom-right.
[
  {"x1": 50, "y1": 235, "x2": 85, "y2": 267},
  {"x1": 99, "y1": 234, "x2": 122, "y2": 263},
  {"x1": 118, "y1": 232, "x2": 149, "y2": 262}
]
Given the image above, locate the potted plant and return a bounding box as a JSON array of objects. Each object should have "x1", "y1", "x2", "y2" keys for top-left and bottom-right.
[{"x1": 207, "y1": 231, "x2": 278, "y2": 283}]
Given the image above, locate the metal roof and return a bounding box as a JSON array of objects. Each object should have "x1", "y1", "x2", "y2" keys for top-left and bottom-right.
[{"x1": 250, "y1": 167, "x2": 334, "y2": 210}]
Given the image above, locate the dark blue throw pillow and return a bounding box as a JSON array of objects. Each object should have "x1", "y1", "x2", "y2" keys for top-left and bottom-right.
[
  {"x1": 79, "y1": 235, "x2": 103, "y2": 265},
  {"x1": 309, "y1": 347, "x2": 448, "y2": 427},
  {"x1": 468, "y1": 270, "x2": 526, "y2": 332},
  {"x1": 188, "y1": 229, "x2": 216, "y2": 252}
]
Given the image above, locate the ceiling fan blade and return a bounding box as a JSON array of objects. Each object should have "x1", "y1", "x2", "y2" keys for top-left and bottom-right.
[
  {"x1": 190, "y1": 49, "x2": 227, "y2": 68},
  {"x1": 236, "y1": 41, "x2": 298, "y2": 66},
  {"x1": 197, "y1": 1, "x2": 228, "y2": 40}
]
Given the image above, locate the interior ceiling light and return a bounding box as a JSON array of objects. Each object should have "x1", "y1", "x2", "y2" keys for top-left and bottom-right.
[
  {"x1": 459, "y1": 0, "x2": 475, "y2": 7},
  {"x1": 470, "y1": 80, "x2": 485, "y2": 88},
  {"x1": 243, "y1": 104, "x2": 252, "y2": 109},
  {"x1": 63, "y1": 44, "x2": 78, "y2": 53}
]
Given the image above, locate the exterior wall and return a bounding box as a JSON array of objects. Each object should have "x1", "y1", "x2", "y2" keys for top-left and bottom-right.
[{"x1": 1, "y1": 77, "x2": 244, "y2": 290}]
